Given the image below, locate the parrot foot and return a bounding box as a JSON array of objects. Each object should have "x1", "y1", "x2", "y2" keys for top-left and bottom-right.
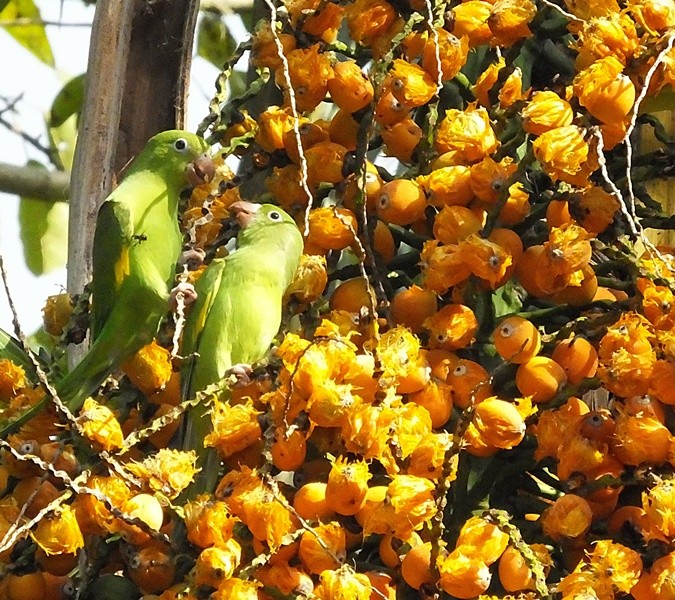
[
  {"x1": 224, "y1": 363, "x2": 253, "y2": 388},
  {"x1": 169, "y1": 282, "x2": 198, "y2": 311},
  {"x1": 178, "y1": 248, "x2": 206, "y2": 271}
]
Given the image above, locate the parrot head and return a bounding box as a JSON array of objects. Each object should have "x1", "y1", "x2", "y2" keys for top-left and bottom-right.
[
  {"x1": 229, "y1": 201, "x2": 294, "y2": 229},
  {"x1": 229, "y1": 201, "x2": 302, "y2": 246},
  {"x1": 136, "y1": 130, "x2": 215, "y2": 186}
]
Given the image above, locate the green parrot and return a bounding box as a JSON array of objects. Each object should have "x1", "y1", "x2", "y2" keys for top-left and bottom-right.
[
  {"x1": 0, "y1": 130, "x2": 214, "y2": 436},
  {"x1": 181, "y1": 201, "x2": 304, "y2": 495}
]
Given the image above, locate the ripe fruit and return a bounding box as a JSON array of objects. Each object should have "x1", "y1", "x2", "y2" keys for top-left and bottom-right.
[
  {"x1": 376, "y1": 179, "x2": 427, "y2": 226},
  {"x1": 328, "y1": 108, "x2": 359, "y2": 150},
  {"x1": 293, "y1": 482, "x2": 336, "y2": 522},
  {"x1": 298, "y1": 522, "x2": 346, "y2": 574},
  {"x1": 492, "y1": 316, "x2": 541, "y2": 364},
  {"x1": 123, "y1": 493, "x2": 164, "y2": 531},
  {"x1": 473, "y1": 397, "x2": 526, "y2": 450},
  {"x1": 551, "y1": 337, "x2": 598, "y2": 384},
  {"x1": 271, "y1": 428, "x2": 307, "y2": 472},
  {"x1": 381, "y1": 117, "x2": 423, "y2": 163},
  {"x1": 446, "y1": 358, "x2": 492, "y2": 409},
  {"x1": 127, "y1": 546, "x2": 176, "y2": 594},
  {"x1": 408, "y1": 380, "x2": 453, "y2": 428},
  {"x1": 373, "y1": 219, "x2": 396, "y2": 263},
  {"x1": 400, "y1": 542, "x2": 433, "y2": 590},
  {"x1": 325, "y1": 457, "x2": 371, "y2": 516},
  {"x1": 390, "y1": 285, "x2": 437, "y2": 334},
  {"x1": 7, "y1": 571, "x2": 46, "y2": 600},
  {"x1": 327, "y1": 60, "x2": 374, "y2": 113},
  {"x1": 515, "y1": 356, "x2": 567, "y2": 403},
  {"x1": 498, "y1": 544, "x2": 550, "y2": 592},
  {"x1": 541, "y1": 494, "x2": 592, "y2": 542},
  {"x1": 329, "y1": 277, "x2": 375, "y2": 313}
]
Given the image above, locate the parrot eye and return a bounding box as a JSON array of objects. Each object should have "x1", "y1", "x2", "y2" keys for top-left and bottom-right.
[
  {"x1": 268, "y1": 210, "x2": 282, "y2": 221},
  {"x1": 173, "y1": 138, "x2": 189, "y2": 152}
]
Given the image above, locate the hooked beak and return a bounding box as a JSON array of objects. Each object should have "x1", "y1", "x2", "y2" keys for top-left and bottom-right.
[
  {"x1": 185, "y1": 152, "x2": 215, "y2": 186},
  {"x1": 229, "y1": 201, "x2": 261, "y2": 228}
]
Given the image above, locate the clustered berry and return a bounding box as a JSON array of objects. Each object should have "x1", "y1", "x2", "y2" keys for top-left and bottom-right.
[{"x1": 3, "y1": 0, "x2": 675, "y2": 598}]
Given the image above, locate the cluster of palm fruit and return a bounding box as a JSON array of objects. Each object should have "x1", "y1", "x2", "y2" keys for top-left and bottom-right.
[{"x1": 3, "y1": 0, "x2": 675, "y2": 598}]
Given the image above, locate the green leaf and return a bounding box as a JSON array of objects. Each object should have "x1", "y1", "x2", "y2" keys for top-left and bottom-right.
[
  {"x1": 0, "y1": 1, "x2": 10, "y2": 12},
  {"x1": 492, "y1": 279, "x2": 524, "y2": 318},
  {"x1": 18, "y1": 162, "x2": 68, "y2": 275},
  {"x1": 0, "y1": 0, "x2": 54, "y2": 66},
  {"x1": 50, "y1": 74, "x2": 85, "y2": 128},
  {"x1": 640, "y1": 86, "x2": 675, "y2": 114},
  {"x1": 197, "y1": 10, "x2": 235, "y2": 68},
  {"x1": 48, "y1": 107, "x2": 79, "y2": 171}
]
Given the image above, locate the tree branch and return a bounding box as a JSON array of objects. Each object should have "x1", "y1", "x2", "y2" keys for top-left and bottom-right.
[{"x1": 0, "y1": 162, "x2": 69, "y2": 201}]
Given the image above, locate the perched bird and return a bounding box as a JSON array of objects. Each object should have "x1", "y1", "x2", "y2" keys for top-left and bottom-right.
[
  {"x1": 0, "y1": 130, "x2": 214, "y2": 436},
  {"x1": 181, "y1": 201, "x2": 304, "y2": 494}
]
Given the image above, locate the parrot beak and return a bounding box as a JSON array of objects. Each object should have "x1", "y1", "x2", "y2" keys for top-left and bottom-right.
[
  {"x1": 185, "y1": 153, "x2": 215, "y2": 186},
  {"x1": 229, "y1": 201, "x2": 261, "y2": 228}
]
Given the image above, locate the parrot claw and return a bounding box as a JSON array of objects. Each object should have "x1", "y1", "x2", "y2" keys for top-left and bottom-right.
[
  {"x1": 224, "y1": 363, "x2": 253, "y2": 388},
  {"x1": 169, "y1": 282, "x2": 198, "y2": 311},
  {"x1": 178, "y1": 248, "x2": 206, "y2": 271}
]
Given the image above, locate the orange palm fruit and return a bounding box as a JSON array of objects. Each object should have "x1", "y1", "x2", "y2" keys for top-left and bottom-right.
[
  {"x1": 127, "y1": 546, "x2": 176, "y2": 595},
  {"x1": 327, "y1": 60, "x2": 374, "y2": 113},
  {"x1": 329, "y1": 277, "x2": 376, "y2": 313},
  {"x1": 408, "y1": 380, "x2": 454, "y2": 428},
  {"x1": 473, "y1": 397, "x2": 526, "y2": 450},
  {"x1": 271, "y1": 427, "x2": 307, "y2": 472},
  {"x1": 373, "y1": 219, "x2": 396, "y2": 263},
  {"x1": 546, "y1": 199, "x2": 574, "y2": 229},
  {"x1": 376, "y1": 179, "x2": 427, "y2": 226},
  {"x1": 488, "y1": 227, "x2": 524, "y2": 265},
  {"x1": 298, "y1": 522, "x2": 346, "y2": 574},
  {"x1": 446, "y1": 358, "x2": 492, "y2": 409},
  {"x1": 6, "y1": 571, "x2": 47, "y2": 600},
  {"x1": 293, "y1": 482, "x2": 335, "y2": 522},
  {"x1": 381, "y1": 117, "x2": 423, "y2": 163},
  {"x1": 425, "y1": 348, "x2": 460, "y2": 380},
  {"x1": 400, "y1": 542, "x2": 434, "y2": 590},
  {"x1": 390, "y1": 285, "x2": 437, "y2": 334},
  {"x1": 325, "y1": 457, "x2": 371, "y2": 516},
  {"x1": 550, "y1": 267, "x2": 598, "y2": 307},
  {"x1": 515, "y1": 245, "x2": 551, "y2": 298},
  {"x1": 425, "y1": 303, "x2": 478, "y2": 351},
  {"x1": 329, "y1": 108, "x2": 359, "y2": 151},
  {"x1": 515, "y1": 356, "x2": 567, "y2": 403},
  {"x1": 551, "y1": 337, "x2": 598, "y2": 384},
  {"x1": 498, "y1": 544, "x2": 551, "y2": 592},
  {"x1": 541, "y1": 494, "x2": 592, "y2": 542},
  {"x1": 355, "y1": 485, "x2": 387, "y2": 528},
  {"x1": 492, "y1": 316, "x2": 541, "y2": 364}
]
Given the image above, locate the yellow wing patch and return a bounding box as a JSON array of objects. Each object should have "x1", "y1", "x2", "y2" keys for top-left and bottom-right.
[
  {"x1": 114, "y1": 246, "x2": 130, "y2": 290},
  {"x1": 196, "y1": 290, "x2": 215, "y2": 332}
]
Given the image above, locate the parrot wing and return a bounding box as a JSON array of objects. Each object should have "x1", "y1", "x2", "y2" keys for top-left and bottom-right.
[
  {"x1": 90, "y1": 198, "x2": 132, "y2": 340},
  {"x1": 180, "y1": 256, "x2": 230, "y2": 402}
]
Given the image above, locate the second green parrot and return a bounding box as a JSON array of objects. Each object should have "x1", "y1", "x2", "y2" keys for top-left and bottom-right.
[
  {"x1": 1, "y1": 130, "x2": 214, "y2": 436},
  {"x1": 181, "y1": 201, "x2": 304, "y2": 494}
]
